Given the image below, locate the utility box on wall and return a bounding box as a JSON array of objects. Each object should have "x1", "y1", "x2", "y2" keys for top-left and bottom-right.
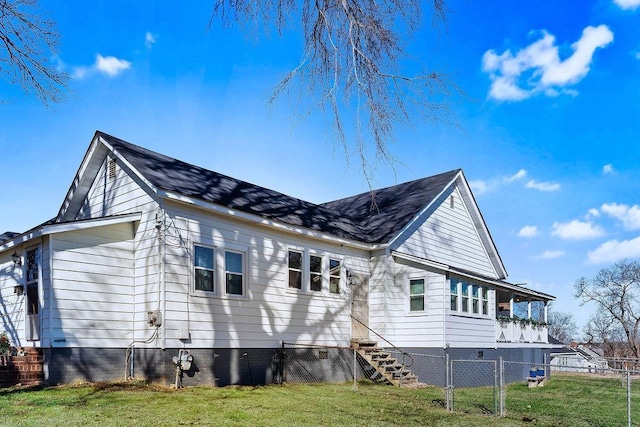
[{"x1": 147, "y1": 310, "x2": 162, "y2": 327}]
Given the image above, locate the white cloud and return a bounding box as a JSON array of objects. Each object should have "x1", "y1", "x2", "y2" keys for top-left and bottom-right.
[
  {"x1": 73, "y1": 54, "x2": 131, "y2": 79},
  {"x1": 518, "y1": 225, "x2": 538, "y2": 238},
  {"x1": 614, "y1": 0, "x2": 640, "y2": 10},
  {"x1": 482, "y1": 25, "x2": 613, "y2": 101},
  {"x1": 600, "y1": 203, "x2": 640, "y2": 230},
  {"x1": 145, "y1": 32, "x2": 157, "y2": 49},
  {"x1": 96, "y1": 54, "x2": 131, "y2": 76},
  {"x1": 535, "y1": 250, "x2": 565, "y2": 259},
  {"x1": 469, "y1": 180, "x2": 488, "y2": 194},
  {"x1": 552, "y1": 220, "x2": 605, "y2": 240},
  {"x1": 587, "y1": 235, "x2": 640, "y2": 264},
  {"x1": 509, "y1": 169, "x2": 527, "y2": 181},
  {"x1": 588, "y1": 208, "x2": 601, "y2": 218},
  {"x1": 469, "y1": 170, "x2": 527, "y2": 195},
  {"x1": 602, "y1": 164, "x2": 614, "y2": 174},
  {"x1": 526, "y1": 180, "x2": 561, "y2": 191}
]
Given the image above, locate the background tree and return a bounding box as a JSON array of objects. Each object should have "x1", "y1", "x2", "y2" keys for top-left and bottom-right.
[
  {"x1": 575, "y1": 258, "x2": 640, "y2": 359},
  {"x1": 212, "y1": 0, "x2": 460, "y2": 184},
  {"x1": 547, "y1": 307, "x2": 577, "y2": 344},
  {"x1": 583, "y1": 308, "x2": 628, "y2": 357},
  {"x1": 0, "y1": 0, "x2": 67, "y2": 104}
]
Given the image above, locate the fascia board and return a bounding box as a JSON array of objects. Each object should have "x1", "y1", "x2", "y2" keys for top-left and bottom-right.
[
  {"x1": 42, "y1": 213, "x2": 142, "y2": 235},
  {"x1": 0, "y1": 213, "x2": 142, "y2": 253}
]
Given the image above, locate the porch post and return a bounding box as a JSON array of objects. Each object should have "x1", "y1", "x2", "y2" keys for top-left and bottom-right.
[
  {"x1": 509, "y1": 295, "x2": 514, "y2": 318},
  {"x1": 544, "y1": 302, "x2": 548, "y2": 323},
  {"x1": 527, "y1": 300, "x2": 532, "y2": 320}
]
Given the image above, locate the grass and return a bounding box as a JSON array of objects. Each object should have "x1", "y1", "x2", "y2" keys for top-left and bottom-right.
[{"x1": 0, "y1": 374, "x2": 638, "y2": 426}]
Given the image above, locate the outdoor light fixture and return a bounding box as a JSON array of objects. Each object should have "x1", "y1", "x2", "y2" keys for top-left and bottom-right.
[{"x1": 11, "y1": 251, "x2": 21, "y2": 266}]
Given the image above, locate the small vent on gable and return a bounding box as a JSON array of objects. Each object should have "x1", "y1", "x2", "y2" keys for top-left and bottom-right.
[
  {"x1": 450, "y1": 195, "x2": 455, "y2": 209},
  {"x1": 108, "y1": 159, "x2": 117, "y2": 180}
]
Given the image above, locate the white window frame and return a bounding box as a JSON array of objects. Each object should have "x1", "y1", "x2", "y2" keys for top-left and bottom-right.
[
  {"x1": 449, "y1": 276, "x2": 492, "y2": 318},
  {"x1": 450, "y1": 278, "x2": 459, "y2": 312},
  {"x1": 408, "y1": 277, "x2": 426, "y2": 313},
  {"x1": 287, "y1": 248, "x2": 304, "y2": 291},
  {"x1": 193, "y1": 244, "x2": 216, "y2": 294},
  {"x1": 285, "y1": 247, "x2": 344, "y2": 296},
  {"x1": 224, "y1": 249, "x2": 245, "y2": 297},
  {"x1": 328, "y1": 257, "x2": 342, "y2": 295},
  {"x1": 309, "y1": 253, "x2": 323, "y2": 292}
]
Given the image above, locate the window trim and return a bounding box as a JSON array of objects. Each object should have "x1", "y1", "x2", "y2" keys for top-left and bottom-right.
[
  {"x1": 193, "y1": 244, "x2": 216, "y2": 294},
  {"x1": 285, "y1": 247, "x2": 344, "y2": 296},
  {"x1": 287, "y1": 248, "x2": 304, "y2": 291},
  {"x1": 328, "y1": 258, "x2": 342, "y2": 294},
  {"x1": 309, "y1": 253, "x2": 323, "y2": 292},
  {"x1": 408, "y1": 277, "x2": 426, "y2": 313},
  {"x1": 449, "y1": 276, "x2": 492, "y2": 319},
  {"x1": 224, "y1": 249, "x2": 245, "y2": 296}
]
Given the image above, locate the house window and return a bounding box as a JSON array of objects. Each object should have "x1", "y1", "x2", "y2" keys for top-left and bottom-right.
[
  {"x1": 194, "y1": 245, "x2": 214, "y2": 292},
  {"x1": 450, "y1": 279, "x2": 459, "y2": 311},
  {"x1": 288, "y1": 250, "x2": 303, "y2": 289},
  {"x1": 329, "y1": 259, "x2": 341, "y2": 294},
  {"x1": 409, "y1": 279, "x2": 425, "y2": 312},
  {"x1": 225, "y1": 251, "x2": 244, "y2": 295},
  {"x1": 309, "y1": 255, "x2": 322, "y2": 292},
  {"x1": 461, "y1": 282, "x2": 469, "y2": 312},
  {"x1": 472, "y1": 285, "x2": 480, "y2": 314},
  {"x1": 482, "y1": 287, "x2": 489, "y2": 315}
]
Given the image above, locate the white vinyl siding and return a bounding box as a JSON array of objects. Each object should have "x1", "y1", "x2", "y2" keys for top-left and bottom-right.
[
  {"x1": 159, "y1": 199, "x2": 369, "y2": 348},
  {"x1": 77, "y1": 156, "x2": 156, "y2": 221},
  {"x1": 48, "y1": 223, "x2": 135, "y2": 348},
  {"x1": 369, "y1": 253, "x2": 445, "y2": 347},
  {"x1": 392, "y1": 186, "x2": 499, "y2": 279}
]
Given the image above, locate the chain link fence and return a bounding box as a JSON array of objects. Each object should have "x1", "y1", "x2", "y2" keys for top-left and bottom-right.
[
  {"x1": 278, "y1": 343, "x2": 639, "y2": 425},
  {"x1": 450, "y1": 359, "x2": 498, "y2": 415}
]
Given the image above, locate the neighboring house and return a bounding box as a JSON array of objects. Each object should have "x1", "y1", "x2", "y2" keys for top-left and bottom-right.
[
  {"x1": 0, "y1": 131, "x2": 555, "y2": 386},
  {"x1": 551, "y1": 344, "x2": 609, "y2": 372}
]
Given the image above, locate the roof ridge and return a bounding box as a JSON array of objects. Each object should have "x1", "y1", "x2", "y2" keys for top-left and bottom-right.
[{"x1": 96, "y1": 131, "x2": 463, "y2": 244}]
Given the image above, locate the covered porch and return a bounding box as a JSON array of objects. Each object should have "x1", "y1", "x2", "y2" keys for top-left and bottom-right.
[{"x1": 495, "y1": 289, "x2": 552, "y2": 344}]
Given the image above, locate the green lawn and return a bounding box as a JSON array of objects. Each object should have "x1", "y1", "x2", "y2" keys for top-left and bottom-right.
[{"x1": 0, "y1": 374, "x2": 637, "y2": 426}]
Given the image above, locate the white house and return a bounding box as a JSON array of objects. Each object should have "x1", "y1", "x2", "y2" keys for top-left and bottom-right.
[{"x1": 0, "y1": 131, "x2": 554, "y2": 386}]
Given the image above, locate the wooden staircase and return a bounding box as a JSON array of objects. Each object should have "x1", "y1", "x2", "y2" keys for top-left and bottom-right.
[{"x1": 352, "y1": 340, "x2": 419, "y2": 387}]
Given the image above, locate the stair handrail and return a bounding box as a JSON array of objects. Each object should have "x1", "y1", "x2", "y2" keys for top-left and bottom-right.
[{"x1": 350, "y1": 314, "x2": 414, "y2": 368}]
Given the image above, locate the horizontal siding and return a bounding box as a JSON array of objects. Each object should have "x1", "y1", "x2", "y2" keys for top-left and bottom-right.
[
  {"x1": 50, "y1": 223, "x2": 135, "y2": 348},
  {"x1": 446, "y1": 315, "x2": 495, "y2": 347},
  {"x1": 77, "y1": 158, "x2": 156, "y2": 220},
  {"x1": 394, "y1": 186, "x2": 498, "y2": 278},
  {"x1": 136, "y1": 200, "x2": 371, "y2": 349}
]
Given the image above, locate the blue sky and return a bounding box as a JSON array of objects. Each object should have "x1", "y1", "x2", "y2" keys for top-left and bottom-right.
[{"x1": 1, "y1": 0, "x2": 639, "y2": 334}]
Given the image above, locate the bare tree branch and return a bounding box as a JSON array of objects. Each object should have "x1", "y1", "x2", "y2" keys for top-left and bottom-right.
[
  {"x1": 211, "y1": 0, "x2": 462, "y2": 187},
  {"x1": 0, "y1": 0, "x2": 67, "y2": 104},
  {"x1": 575, "y1": 259, "x2": 640, "y2": 358}
]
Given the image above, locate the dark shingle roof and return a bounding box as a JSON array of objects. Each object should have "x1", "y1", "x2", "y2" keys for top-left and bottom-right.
[
  {"x1": 0, "y1": 231, "x2": 20, "y2": 244},
  {"x1": 99, "y1": 131, "x2": 459, "y2": 244},
  {"x1": 320, "y1": 170, "x2": 460, "y2": 243}
]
